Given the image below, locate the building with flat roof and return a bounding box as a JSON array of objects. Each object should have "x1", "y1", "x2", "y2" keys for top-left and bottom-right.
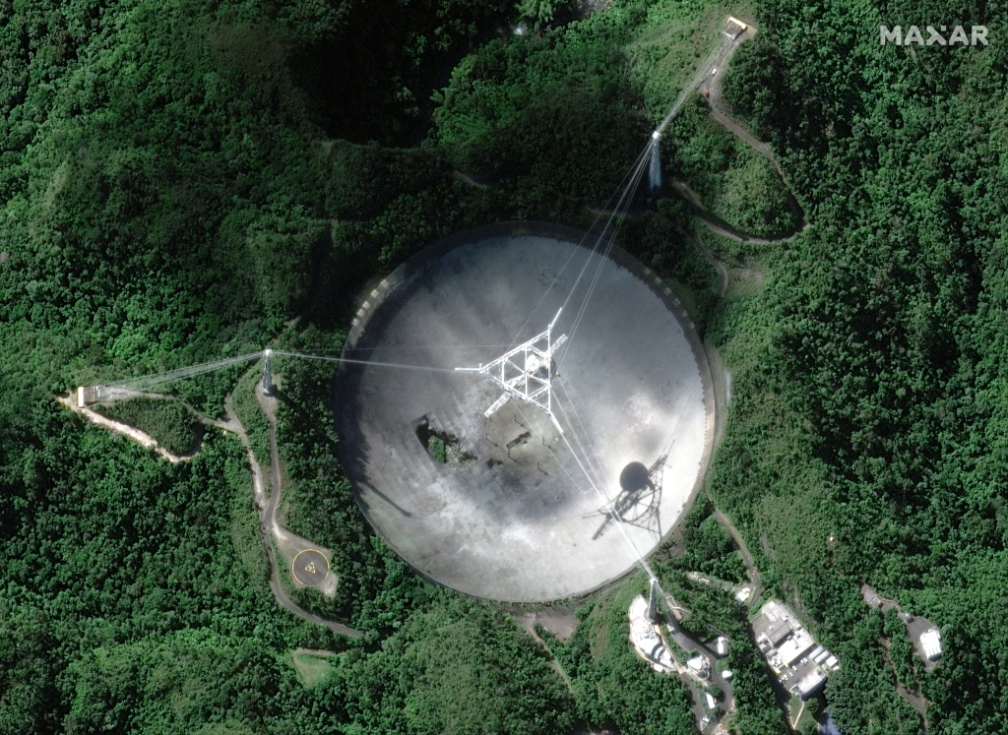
[
  {"x1": 766, "y1": 618, "x2": 793, "y2": 646},
  {"x1": 753, "y1": 600, "x2": 840, "y2": 699},
  {"x1": 778, "y1": 628, "x2": 815, "y2": 668},
  {"x1": 715, "y1": 636, "x2": 729, "y2": 656},
  {"x1": 687, "y1": 654, "x2": 711, "y2": 680},
  {"x1": 794, "y1": 669, "x2": 827, "y2": 698},
  {"x1": 920, "y1": 629, "x2": 942, "y2": 660}
]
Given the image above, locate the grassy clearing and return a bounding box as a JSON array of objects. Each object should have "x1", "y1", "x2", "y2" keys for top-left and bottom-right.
[
  {"x1": 625, "y1": 1, "x2": 796, "y2": 238},
  {"x1": 788, "y1": 693, "x2": 819, "y2": 734},
  {"x1": 102, "y1": 397, "x2": 201, "y2": 455},
  {"x1": 290, "y1": 651, "x2": 332, "y2": 686},
  {"x1": 722, "y1": 257, "x2": 768, "y2": 300},
  {"x1": 230, "y1": 359, "x2": 270, "y2": 472},
  {"x1": 628, "y1": 0, "x2": 756, "y2": 122}
]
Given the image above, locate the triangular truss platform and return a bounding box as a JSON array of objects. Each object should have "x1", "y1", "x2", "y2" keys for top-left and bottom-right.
[{"x1": 456, "y1": 309, "x2": 567, "y2": 433}]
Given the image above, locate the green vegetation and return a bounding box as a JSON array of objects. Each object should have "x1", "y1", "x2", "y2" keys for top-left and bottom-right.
[
  {"x1": 548, "y1": 575, "x2": 696, "y2": 734},
  {"x1": 666, "y1": 95, "x2": 803, "y2": 237},
  {"x1": 616, "y1": 200, "x2": 722, "y2": 328},
  {"x1": 228, "y1": 456, "x2": 270, "y2": 591},
  {"x1": 2, "y1": 0, "x2": 1006, "y2": 732},
  {"x1": 883, "y1": 608, "x2": 922, "y2": 692},
  {"x1": 429, "y1": 435, "x2": 449, "y2": 464},
  {"x1": 655, "y1": 572, "x2": 789, "y2": 735},
  {"x1": 269, "y1": 334, "x2": 438, "y2": 632},
  {"x1": 230, "y1": 358, "x2": 271, "y2": 471},
  {"x1": 825, "y1": 612, "x2": 925, "y2": 735},
  {"x1": 0, "y1": 1, "x2": 604, "y2": 731},
  {"x1": 290, "y1": 650, "x2": 333, "y2": 687},
  {"x1": 710, "y1": 2, "x2": 1008, "y2": 734},
  {"x1": 293, "y1": 0, "x2": 514, "y2": 146},
  {"x1": 282, "y1": 598, "x2": 575, "y2": 734},
  {"x1": 667, "y1": 500, "x2": 748, "y2": 584},
  {"x1": 788, "y1": 695, "x2": 817, "y2": 735},
  {"x1": 63, "y1": 629, "x2": 284, "y2": 734},
  {"x1": 416, "y1": 419, "x2": 477, "y2": 466},
  {"x1": 101, "y1": 398, "x2": 201, "y2": 455},
  {"x1": 713, "y1": 145, "x2": 797, "y2": 236},
  {"x1": 433, "y1": 2, "x2": 652, "y2": 202}
]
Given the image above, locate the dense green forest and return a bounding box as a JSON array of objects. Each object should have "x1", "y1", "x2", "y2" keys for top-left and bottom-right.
[
  {"x1": 713, "y1": 2, "x2": 1008, "y2": 734},
  {"x1": 2, "y1": 0, "x2": 1007, "y2": 733}
]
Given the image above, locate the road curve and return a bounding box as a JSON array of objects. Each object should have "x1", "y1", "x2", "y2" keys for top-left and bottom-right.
[
  {"x1": 56, "y1": 393, "x2": 202, "y2": 464},
  {"x1": 253, "y1": 387, "x2": 364, "y2": 638},
  {"x1": 710, "y1": 506, "x2": 762, "y2": 607},
  {"x1": 60, "y1": 387, "x2": 363, "y2": 636},
  {"x1": 700, "y1": 26, "x2": 810, "y2": 235}
]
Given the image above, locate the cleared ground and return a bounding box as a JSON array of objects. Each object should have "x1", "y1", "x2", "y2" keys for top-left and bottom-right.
[
  {"x1": 290, "y1": 650, "x2": 334, "y2": 686},
  {"x1": 336, "y1": 223, "x2": 714, "y2": 601}
]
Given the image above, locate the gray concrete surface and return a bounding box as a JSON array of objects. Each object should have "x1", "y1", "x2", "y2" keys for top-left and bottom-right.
[{"x1": 336, "y1": 224, "x2": 715, "y2": 602}]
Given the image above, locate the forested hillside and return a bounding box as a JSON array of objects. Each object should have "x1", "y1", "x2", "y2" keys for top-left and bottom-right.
[
  {"x1": 715, "y1": 2, "x2": 1008, "y2": 733},
  {"x1": 0, "y1": 1, "x2": 704, "y2": 732},
  {"x1": 2, "y1": 0, "x2": 1006, "y2": 733}
]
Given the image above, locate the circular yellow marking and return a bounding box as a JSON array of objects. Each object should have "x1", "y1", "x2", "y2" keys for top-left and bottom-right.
[{"x1": 291, "y1": 549, "x2": 330, "y2": 586}]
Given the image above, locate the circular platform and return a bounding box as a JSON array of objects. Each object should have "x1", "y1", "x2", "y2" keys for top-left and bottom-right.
[
  {"x1": 335, "y1": 223, "x2": 714, "y2": 602},
  {"x1": 291, "y1": 549, "x2": 330, "y2": 587}
]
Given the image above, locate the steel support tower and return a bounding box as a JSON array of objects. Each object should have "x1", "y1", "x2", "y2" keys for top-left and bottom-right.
[{"x1": 456, "y1": 309, "x2": 567, "y2": 433}]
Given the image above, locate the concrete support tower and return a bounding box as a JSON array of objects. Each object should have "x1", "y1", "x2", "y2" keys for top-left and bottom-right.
[
  {"x1": 263, "y1": 349, "x2": 275, "y2": 396},
  {"x1": 648, "y1": 577, "x2": 662, "y2": 622}
]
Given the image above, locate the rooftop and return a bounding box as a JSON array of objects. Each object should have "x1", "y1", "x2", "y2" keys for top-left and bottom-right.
[
  {"x1": 753, "y1": 600, "x2": 839, "y2": 699},
  {"x1": 920, "y1": 629, "x2": 942, "y2": 660},
  {"x1": 628, "y1": 595, "x2": 676, "y2": 673}
]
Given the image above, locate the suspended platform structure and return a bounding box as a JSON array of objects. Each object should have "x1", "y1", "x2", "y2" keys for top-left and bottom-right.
[{"x1": 334, "y1": 222, "x2": 716, "y2": 602}]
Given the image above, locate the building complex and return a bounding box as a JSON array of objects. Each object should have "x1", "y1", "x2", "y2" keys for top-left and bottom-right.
[{"x1": 753, "y1": 600, "x2": 840, "y2": 699}]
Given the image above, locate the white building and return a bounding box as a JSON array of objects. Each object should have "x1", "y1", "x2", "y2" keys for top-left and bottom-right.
[
  {"x1": 777, "y1": 628, "x2": 815, "y2": 668},
  {"x1": 753, "y1": 599, "x2": 840, "y2": 697},
  {"x1": 628, "y1": 596, "x2": 676, "y2": 673},
  {"x1": 715, "y1": 636, "x2": 729, "y2": 656},
  {"x1": 688, "y1": 655, "x2": 711, "y2": 680},
  {"x1": 794, "y1": 669, "x2": 827, "y2": 699},
  {"x1": 920, "y1": 629, "x2": 942, "y2": 660}
]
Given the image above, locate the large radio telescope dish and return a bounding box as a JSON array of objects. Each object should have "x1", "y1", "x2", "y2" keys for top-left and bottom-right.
[{"x1": 335, "y1": 223, "x2": 714, "y2": 602}]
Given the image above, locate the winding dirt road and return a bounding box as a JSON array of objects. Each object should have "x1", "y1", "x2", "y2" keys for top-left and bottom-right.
[
  {"x1": 710, "y1": 507, "x2": 761, "y2": 605},
  {"x1": 58, "y1": 25, "x2": 795, "y2": 647},
  {"x1": 56, "y1": 393, "x2": 203, "y2": 464},
  {"x1": 699, "y1": 26, "x2": 810, "y2": 238},
  {"x1": 242, "y1": 386, "x2": 363, "y2": 638},
  {"x1": 60, "y1": 387, "x2": 362, "y2": 638}
]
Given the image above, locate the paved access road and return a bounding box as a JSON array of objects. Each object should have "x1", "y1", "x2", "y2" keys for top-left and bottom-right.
[
  {"x1": 58, "y1": 383, "x2": 362, "y2": 637},
  {"x1": 699, "y1": 25, "x2": 810, "y2": 237},
  {"x1": 253, "y1": 386, "x2": 363, "y2": 638}
]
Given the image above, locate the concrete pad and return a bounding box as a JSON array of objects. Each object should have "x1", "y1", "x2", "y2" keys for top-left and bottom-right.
[
  {"x1": 335, "y1": 223, "x2": 714, "y2": 602},
  {"x1": 291, "y1": 549, "x2": 330, "y2": 587}
]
